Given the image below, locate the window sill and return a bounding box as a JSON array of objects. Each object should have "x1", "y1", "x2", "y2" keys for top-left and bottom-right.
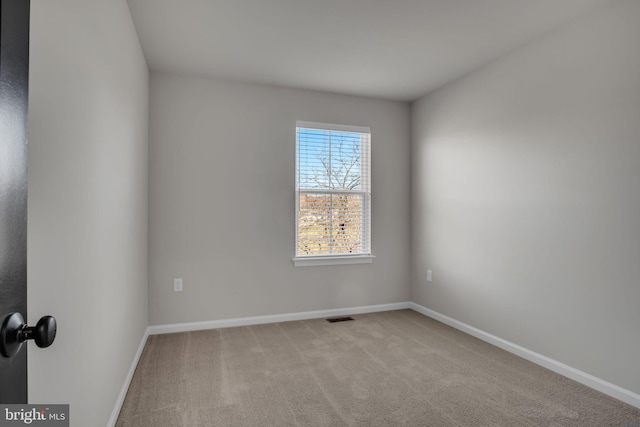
[{"x1": 292, "y1": 255, "x2": 375, "y2": 267}]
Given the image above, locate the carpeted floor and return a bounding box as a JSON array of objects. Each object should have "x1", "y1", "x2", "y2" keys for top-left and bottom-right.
[{"x1": 117, "y1": 309, "x2": 640, "y2": 426}]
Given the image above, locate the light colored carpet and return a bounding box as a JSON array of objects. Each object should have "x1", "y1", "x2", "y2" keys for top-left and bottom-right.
[{"x1": 117, "y1": 310, "x2": 640, "y2": 426}]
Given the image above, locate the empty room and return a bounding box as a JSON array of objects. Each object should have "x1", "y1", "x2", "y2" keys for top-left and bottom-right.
[{"x1": 1, "y1": 0, "x2": 639, "y2": 426}]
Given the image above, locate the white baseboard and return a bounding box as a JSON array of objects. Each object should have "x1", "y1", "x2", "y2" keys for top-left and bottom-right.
[
  {"x1": 106, "y1": 328, "x2": 150, "y2": 427},
  {"x1": 111, "y1": 300, "x2": 640, "y2": 424},
  {"x1": 409, "y1": 302, "x2": 640, "y2": 409},
  {"x1": 148, "y1": 302, "x2": 412, "y2": 335}
]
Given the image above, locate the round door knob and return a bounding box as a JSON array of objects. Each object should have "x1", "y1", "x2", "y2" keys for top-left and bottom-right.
[
  {"x1": 22, "y1": 315, "x2": 57, "y2": 348},
  {"x1": 0, "y1": 312, "x2": 57, "y2": 358}
]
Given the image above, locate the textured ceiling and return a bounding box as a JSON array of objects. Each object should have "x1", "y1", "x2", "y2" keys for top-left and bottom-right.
[{"x1": 128, "y1": 0, "x2": 615, "y2": 101}]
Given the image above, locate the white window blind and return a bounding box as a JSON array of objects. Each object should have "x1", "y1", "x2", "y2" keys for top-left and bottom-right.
[{"x1": 295, "y1": 121, "x2": 371, "y2": 259}]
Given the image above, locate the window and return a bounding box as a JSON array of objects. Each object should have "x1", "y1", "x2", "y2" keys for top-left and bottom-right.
[{"x1": 294, "y1": 121, "x2": 374, "y2": 267}]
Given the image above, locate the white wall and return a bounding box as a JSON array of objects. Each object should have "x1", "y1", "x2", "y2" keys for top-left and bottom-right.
[
  {"x1": 148, "y1": 74, "x2": 410, "y2": 325},
  {"x1": 412, "y1": 0, "x2": 640, "y2": 395},
  {"x1": 27, "y1": 0, "x2": 148, "y2": 425}
]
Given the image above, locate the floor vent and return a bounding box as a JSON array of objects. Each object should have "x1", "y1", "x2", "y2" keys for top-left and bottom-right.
[{"x1": 326, "y1": 316, "x2": 355, "y2": 323}]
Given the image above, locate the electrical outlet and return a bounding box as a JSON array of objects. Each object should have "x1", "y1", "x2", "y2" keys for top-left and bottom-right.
[
  {"x1": 174, "y1": 278, "x2": 183, "y2": 292},
  {"x1": 427, "y1": 270, "x2": 432, "y2": 282}
]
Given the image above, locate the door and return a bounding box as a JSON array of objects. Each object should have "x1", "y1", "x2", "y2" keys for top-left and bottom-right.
[{"x1": 0, "y1": 0, "x2": 30, "y2": 403}]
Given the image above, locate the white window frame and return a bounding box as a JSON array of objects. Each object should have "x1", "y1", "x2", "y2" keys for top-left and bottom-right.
[{"x1": 293, "y1": 121, "x2": 375, "y2": 267}]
